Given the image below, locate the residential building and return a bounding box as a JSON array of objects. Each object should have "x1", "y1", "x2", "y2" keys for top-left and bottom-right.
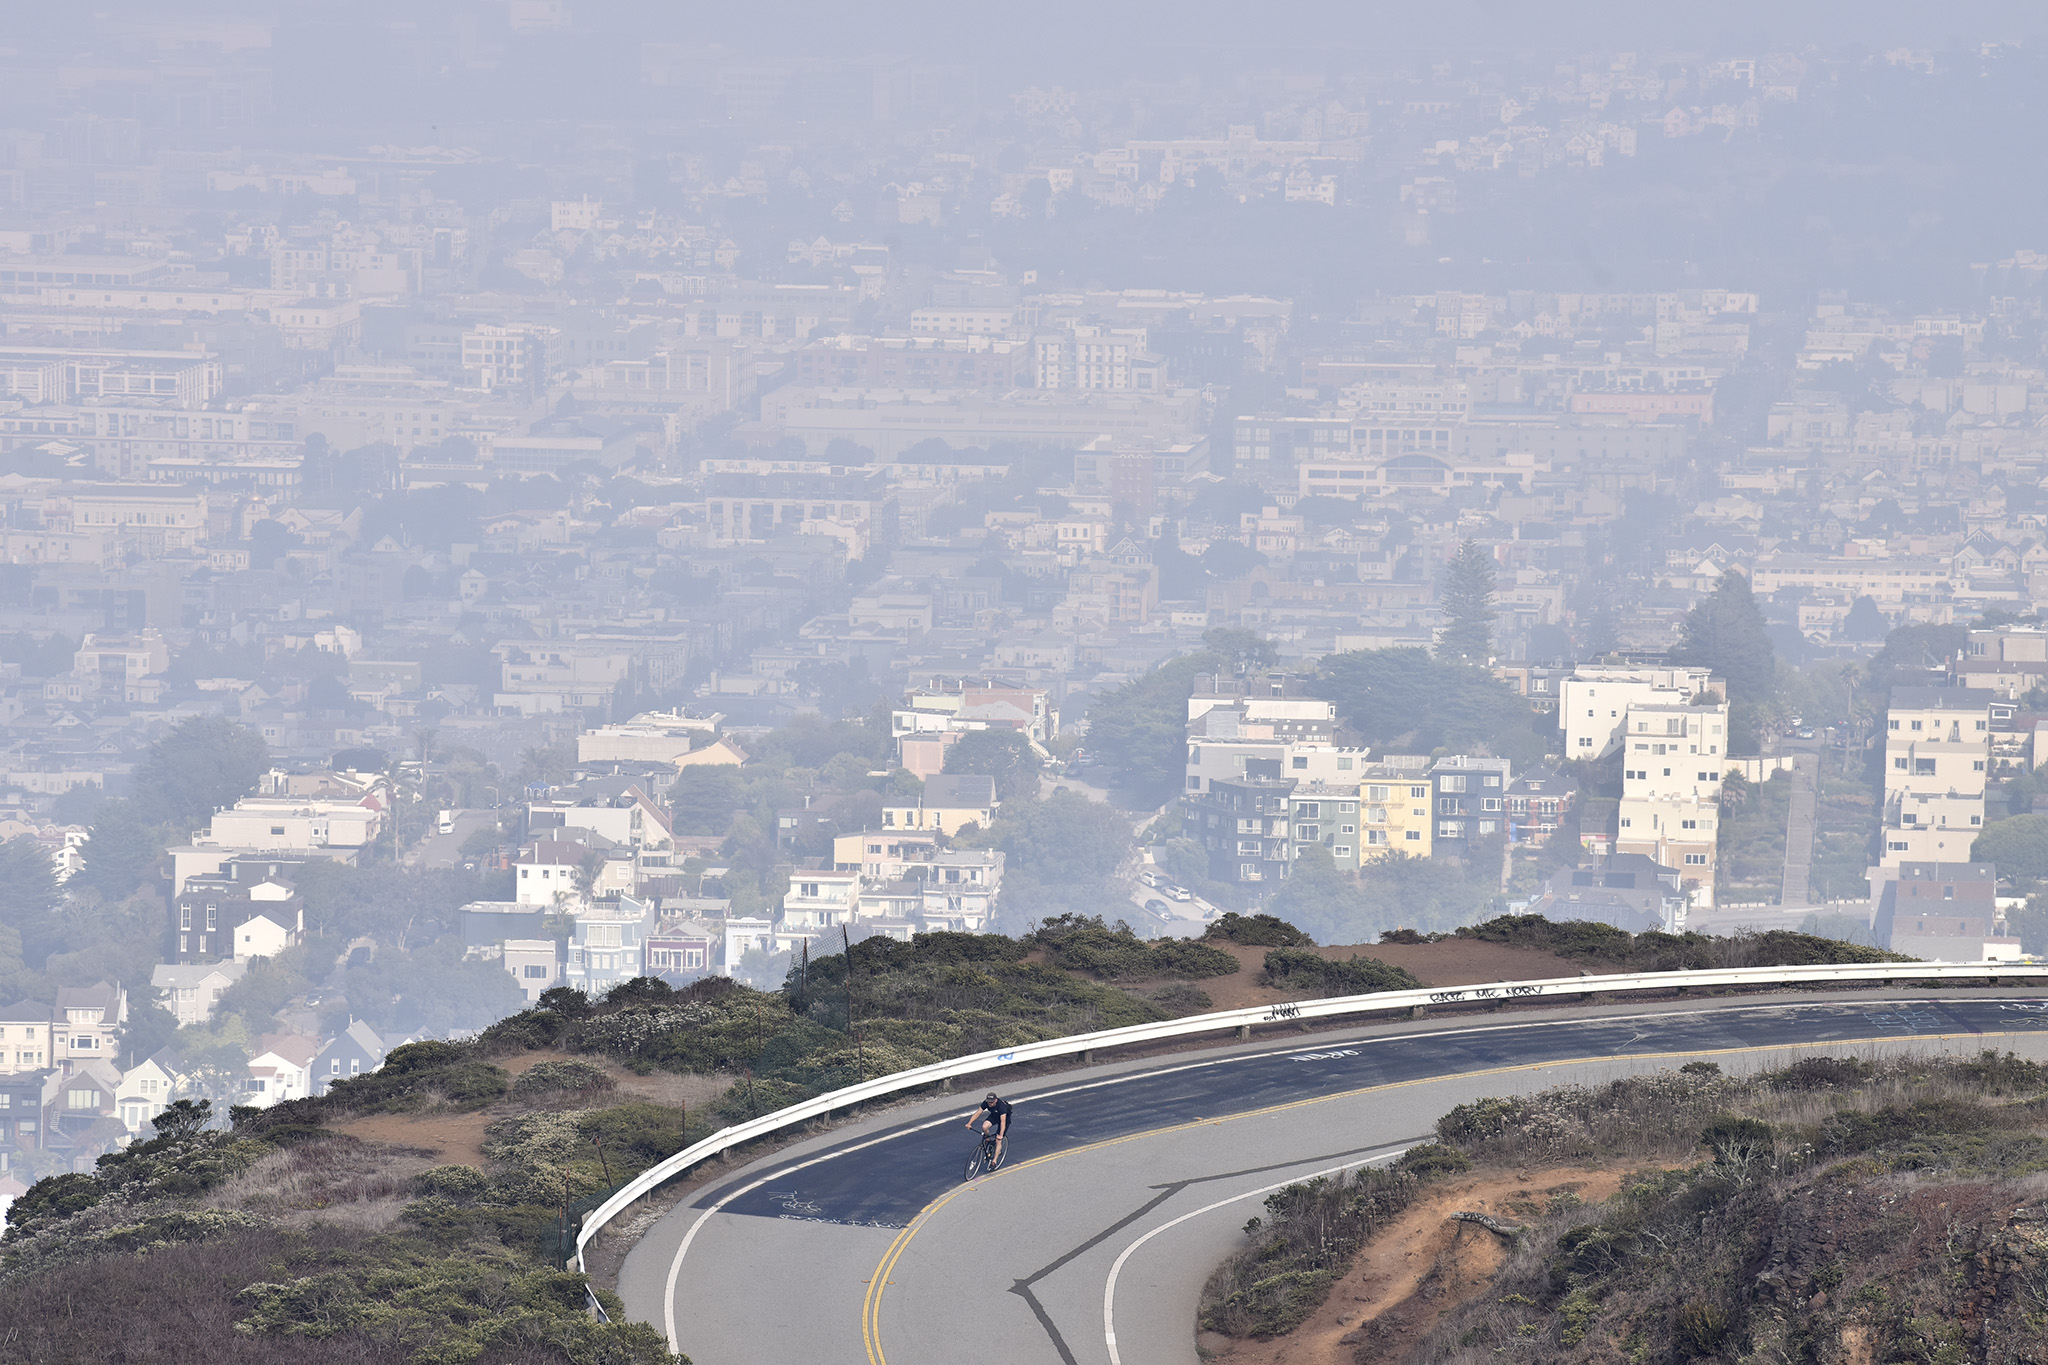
[
  {"x1": 645, "y1": 919, "x2": 718, "y2": 983},
  {"x1": 53, "y1": 982, "x2": 126, "y2": 1072},
  {"x1": 312, "y1": 1021, "x2": 387, "y2": 1096},
  {"x1": 1290, "y1": 782, "x2": 1363, "y2": 871},
  {"x1": 1874, "y1": 862, "x2": 2017, "y2": 961},
  {"x1": 1881, "y1": 688, "x2": 1993, "y2": 869},
  {"x1": 495, "y1": 939, "x2": 562, "y2": 1003},
  {"x1": 244, "y1": 1035, "x2": 319, "y2": 1108},
  {"x1": 0, "y1": 1003, "x2": 53, "y2": 1075},
  {"x1": 576, "y1": 710, "x2": 724, "y2": 765},
  {"x1": 200, "y1": 796, "x2": 384, "y2": 853},
  {"x1": 882, "y1": 773, "x2": 997, "y2": 834},
  {"x1": 1431, "y1": 756, "x2": 1513, "y2": 862},
  {"x1": 115, "y1": 1048, "x2": 187, "y2": 1136},
  {"x1": 781, "y1": 869, "x2": 861, "y2": 929},
  {"x1": 1615, "y1": 694, "x2": 1730, "y2": 904},
  {"x1": 1187, "y1": 774, "x2": 1295, "y2": 884},
  {"x1": 1359, "y1": 763, "x2": 1435, "y2": 861},
  {"x1": 169, "y1": 872, "x2": 304, "y2": 963},
  {"x1": 150, "y1": 960, "x2": 247, "y2": 1026},
  {"x1": 515, "y1": 840, "x2": 590, "y2": 907},
  {"x1": 1506, "y1": 771, "x2": 1581, "y2": 846},
  {"x1": 1559, "y1": 663, "x2": 1722, "y2": 760},
  {"x1": 1529, "y1": 853, "x2": 1688, "y2": 933},
  {"x1": 562, "y1": 895, "x2": 658, "y2": 995}
]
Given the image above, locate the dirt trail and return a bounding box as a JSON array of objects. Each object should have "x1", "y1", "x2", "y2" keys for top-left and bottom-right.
[{"x1": 1199, "y1": 1166, "x2": 1634, "y2": 1365}]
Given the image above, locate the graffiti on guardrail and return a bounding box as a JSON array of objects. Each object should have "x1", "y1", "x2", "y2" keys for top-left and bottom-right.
[
  {"x1": 1265, "y1": 1002, "x2": 1302, "y2": 1021},
  {"x1": 1428, "y1": 984, "x2": 1545, "y2": 1005}
]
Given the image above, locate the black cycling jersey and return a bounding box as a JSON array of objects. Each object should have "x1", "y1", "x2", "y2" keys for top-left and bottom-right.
[{"x1": 977, "y1": 1097, "x2": 1013, "y2": 1130}]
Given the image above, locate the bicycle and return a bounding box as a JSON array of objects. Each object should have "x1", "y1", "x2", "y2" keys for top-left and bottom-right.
[{"x1": 962, "y1": 1127, "x2": 1007, "y2": 1181}]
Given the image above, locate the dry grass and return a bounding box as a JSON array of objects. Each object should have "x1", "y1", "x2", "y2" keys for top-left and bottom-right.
[{"x1": 205, "y1": 1137, "x2": 441, "y2": 1230}]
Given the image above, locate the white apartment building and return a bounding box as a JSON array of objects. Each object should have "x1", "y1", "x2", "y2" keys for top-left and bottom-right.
[
  {"x1": 1615, "y1": 696, "x2": 1730, "y2": 909},
  {"x1": 1560, "y1": 664, "x2": 1722, "y2": 760},
  {"x1": 204, "y1": 797, "x2": 383, "y2": 852},
  {"x1": 781, "y1": 870, "x2": 861, "y2": 930},
  {"x1": 576, "y1": 710, "x2": 723, "y2": 765},
  {"x1": 1881, "y1": 687, "x2": 1992, "y2": 868}
]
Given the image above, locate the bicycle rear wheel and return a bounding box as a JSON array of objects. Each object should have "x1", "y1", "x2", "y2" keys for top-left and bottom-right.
[{"x1": 986, "y1": 1138, "x2": 1006, "y2": 1172}]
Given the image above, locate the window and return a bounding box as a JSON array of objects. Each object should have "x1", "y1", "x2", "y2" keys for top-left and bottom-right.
[
  {"x1": 1911, "y1": 720, "x2": 1923, "y2": 731},
  {"x1": 1914, "y1": 759, "x2": 1936, "y2": 775},
  {"x1": 1684, "y1": 853, "x2": 1708, "y2": 866},
  {"x1": 1481, "y1": 798, "x2": 1501, "y2": 813},
  {"x1": 179, "y1": 906, "x2": 192, "y2": 931},
  {"x1": 1698, "y1": 772, "x2": 1710, "y2": 782},
  {"x1": 66, "y1": 1088, "x2": 97, "y2": 1109},
  {"x1": 1336, "y1": 757, "x2": 1353, "y2": 771},
  {"x1": 1973, "y1": 760, "x2": 1986, "y2": 772},
  {"x1": 1334, "y1": 846, "x2": 1351, "y2": 857},
  {"x1": 1291, "y1": 756, "x2": 1307, "y2": 770},
  {"x1": 1297, "y1": 802, "x2": 1321, "y2": 818},
  {"x1": 1681, "y1": 819, "x2": 1697, "y2": 830},
  {"x1": 1620, "y1": 818, "x2": 1632, "y2": 828},
  {"x1": 1894, "y1": 757, "x2": 1908, "y2": 770},
  {"x1": 330, "y1": 1059, "x2": 341, "y2": 1074},
  {"x1": 522, "y1": 965, "x2": 549, "y2": 979},
  {"x1": 1888, "y1": 719, "x2": 1900, "y2": 730},
  {"x1": 270, "y1": 825, "x2": 286, "y2": 835},
  {"x1": 1405, "y1": 830, "x2": 1421, "y2": 841}
]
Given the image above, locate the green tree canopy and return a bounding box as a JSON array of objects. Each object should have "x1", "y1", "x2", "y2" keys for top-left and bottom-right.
[
  {"x1": 74, "y1": 799, "x2": 163, "y2": 901},
  {"x1": 1672, "y1": 571, "x2": 1775, "y2": 704},
  {"x1": 1972, "y1": 815, "x2": 2048, "y2": 891},
  {"x1": 1313, "y1": 648, "x2": 1541, "y2": 763},
  {"x1": 130, "y1": 717, "x2": 269, "y2": 831},
  {"x1": 1084, "y1": 652, "x2": 1222, "y2": 806},
  {"x1": 942, "y1": 729, "x2": 1043, "y2": 803},
  {"x1": 1202, "y1": 627, "x2": 1278, "y2": 671},
  {"x1": 976, "y1": 789, "x2": 1132, "y2": 886},
  {"x1": 1435, "y1": 539, "x2": 1498, "y2": 664}
]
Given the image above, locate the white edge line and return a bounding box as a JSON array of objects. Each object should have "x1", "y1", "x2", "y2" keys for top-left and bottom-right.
[
  {"x1": 660, "y1": 997, "x2": 2041, "y2": 1349},
  {"x1": 1101, "y1": 1146, "x2": 1415, "y2": 1365}
]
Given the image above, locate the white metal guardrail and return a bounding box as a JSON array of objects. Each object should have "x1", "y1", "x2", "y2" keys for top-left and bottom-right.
[{"x1": 574, "y1": 959, "x2": 2048, "y2": 1268}]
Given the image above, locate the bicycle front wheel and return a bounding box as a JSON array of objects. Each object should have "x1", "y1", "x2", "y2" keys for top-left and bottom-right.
[{"x1": 963, "y1": 1146, "x2": 984, "y2": 1182}]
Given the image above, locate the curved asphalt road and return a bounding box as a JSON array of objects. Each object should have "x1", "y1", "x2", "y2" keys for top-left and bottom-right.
[{"x1": 617, "y1": 992, "x2": 2048, "y2": 1365}]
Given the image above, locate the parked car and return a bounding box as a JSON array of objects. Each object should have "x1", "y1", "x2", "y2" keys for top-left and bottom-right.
[
  {"x1": 1167, "y1": 885, "x2": 1193, "y2": 902},
  {"x1": 1144, "y1": 899, "x2": 1170, "y2": 914},
  {"x1": 1139, "y1": 871, "x2": 1162, "y2": 888}
]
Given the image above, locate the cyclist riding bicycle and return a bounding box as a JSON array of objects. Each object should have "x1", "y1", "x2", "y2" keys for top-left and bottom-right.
[{"x1": 965, "y1": 1091, "x2": 1012, "y2": 1165}]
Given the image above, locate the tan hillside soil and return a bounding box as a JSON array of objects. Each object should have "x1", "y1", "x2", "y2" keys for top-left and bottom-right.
[{"x1": 1196, "y1": 1165, "x2": 1641, "y2": 1365}]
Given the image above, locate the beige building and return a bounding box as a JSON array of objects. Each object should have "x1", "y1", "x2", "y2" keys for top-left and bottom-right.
[
  {"x1": 1560, "y1": 664, "x2": 1722, "y2": 761},
  {"x1": 1881, "y1": 687, "x2": 1992, "y2": 869},
  {"x1": 1615, "y1": 696, "x2": 1730, "y2": 909}
]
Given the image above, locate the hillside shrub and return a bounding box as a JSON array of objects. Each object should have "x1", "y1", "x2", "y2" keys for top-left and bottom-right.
[
  {"x1": 1203, "y1": 912, "x2": 1316, "y2": 948},
  {"x1": 1259, "y1": 948, "x2": 1421, "y2": 996}
]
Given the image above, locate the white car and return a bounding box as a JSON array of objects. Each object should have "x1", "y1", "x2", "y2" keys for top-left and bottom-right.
[
  {"x1": 1139, "y1": 871, "x2": 1162, "y2": 888},
  {"x1": 1167, "y1": 885, "x2": 1193, "y2": 902}
]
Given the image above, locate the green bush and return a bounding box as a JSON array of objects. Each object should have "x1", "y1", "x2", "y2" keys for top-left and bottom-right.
[
  {"x1": 1260, "y1": 948, "x2": 1421, "y2": 996},
  {"x1": 1203, "y1": 912, "x2": 1316, "y2": 947},
  {"x1": 1455, "y1": 914, "x2": 1908, "y2": 970},
  {"x1": 510, "y1": 1059, "x2": 615, "y2": 1099},
  {"x1": 1029, "y1": 915, "x2": 1240, "y2": 980}
]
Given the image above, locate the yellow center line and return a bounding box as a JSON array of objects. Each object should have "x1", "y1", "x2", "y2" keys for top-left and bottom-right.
[{"x1": 857, "y1": 1028, "x2": 2030, "y2": 1365}]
